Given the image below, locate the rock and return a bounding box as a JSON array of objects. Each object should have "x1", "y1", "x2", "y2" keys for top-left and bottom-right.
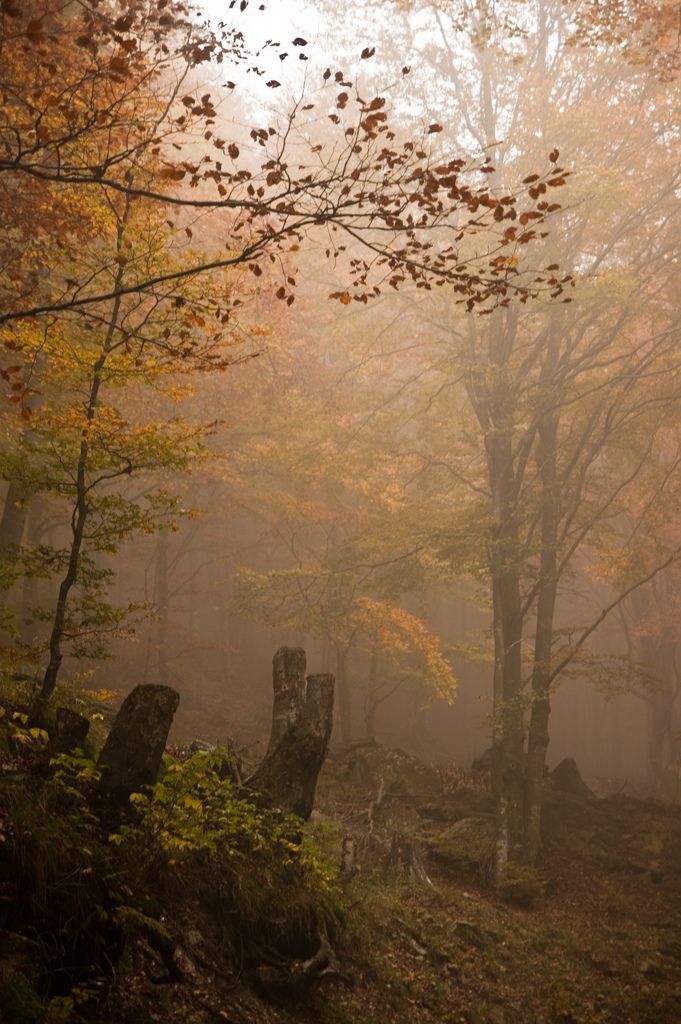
[
  {"x1": 551, "y1": 757, "x2": 592, "y2": 798},
  {"x1": 417, "y1": 788, "x2": 493, "y2": 823},
  {"x1": 337, "y1": 743, "x2": 443, "y2": 799},
  {"x1": 471, "y1": 747, "x2": 492, "y2": 773},
  {"x1": 425, "y1": 815, "x2": 495, "y2": 880}
]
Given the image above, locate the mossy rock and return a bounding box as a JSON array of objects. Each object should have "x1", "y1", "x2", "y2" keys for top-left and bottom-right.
[
  {"x1": 417, "y1": 788, "x2": 493, "y2": 824},
  {"x1": 329, "y1": 742, "x2": 443, "y2": 799},
  {"x1": 425, "y1": 815, "x2": 495, "y2": 880},
  {"x1": 551, "y1": 758, "x2": 592, "y2": 799}
]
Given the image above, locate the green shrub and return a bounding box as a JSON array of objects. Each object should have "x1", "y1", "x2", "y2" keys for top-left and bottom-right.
[
  {"x1": 496, "y1": 863, "x2": 547, "y2": 907},
  {"x1": 0, "y1": 966, "x2": 44, "y2": 1024},
  {"x1": 111, "y1": 749, "x2": 342, "y2": 961}
]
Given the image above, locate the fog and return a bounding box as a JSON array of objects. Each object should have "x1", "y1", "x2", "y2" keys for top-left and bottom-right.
[{"x1": 2, "y1": 0, "x2": 680, "y2": 800}]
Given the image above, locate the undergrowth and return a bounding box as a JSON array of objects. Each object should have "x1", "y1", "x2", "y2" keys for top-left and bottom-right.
[{"x1": 0, "y1": 741, "x2": 340, "y2": 1023}]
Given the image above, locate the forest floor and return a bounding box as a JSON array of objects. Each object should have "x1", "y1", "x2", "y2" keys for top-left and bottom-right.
[
  {"x1": 101, "y1": 747, "x2": 681, "y2": 1024},
  {"x1": 2, "y1": 741, "x2": 680, "y2": 1024}
]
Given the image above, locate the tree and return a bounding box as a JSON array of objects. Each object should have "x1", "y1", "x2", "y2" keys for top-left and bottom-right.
[
  {"x1": 1, "y1": 0, "x2": 574, "y2": 723},
  {"x1": 224, "y1": 293, "x2": 456, "y2": 745},
  {"x1": 0, "y1": 163, "x2": 241, "y2": 719},
  {"x1": 314, "y1": 0, "x2": 681, "y2": 871}
]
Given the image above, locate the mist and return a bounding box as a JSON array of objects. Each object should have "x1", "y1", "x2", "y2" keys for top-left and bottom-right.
[{"x1": 1, "y1": 1, "x2": 680, "y2": 1021}]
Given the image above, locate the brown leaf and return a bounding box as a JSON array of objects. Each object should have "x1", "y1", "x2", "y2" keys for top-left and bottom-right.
[
  {"x1": 26, "y1": 18, "x2": 44, "y2": 43},
  {"x1": 159, "y1": 167, "x2": 186, "y2": 181},
  {"x1": 109, "y1": 56, "x2": 130, "y2": 77}
]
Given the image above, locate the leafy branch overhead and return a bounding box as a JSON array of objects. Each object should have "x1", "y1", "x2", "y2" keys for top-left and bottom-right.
[{"x1": 0, "y1": 0, "x2": 571, "y2": 338}]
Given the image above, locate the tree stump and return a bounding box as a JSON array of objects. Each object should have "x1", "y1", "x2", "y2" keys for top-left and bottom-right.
[
  {"x1": 340, "y1": 836, "x2": 357, "y2": 879},
  {"x1": 388, "y1": 831, "x2": 433, "y2": 886},
  {"x1": 266, "y1": 646, "x2": 307, "y2": 754},
  {"x1": 94, "y1": 684, "x2": 179, "y2": 823},
  {"x1": 52, "y1": 706, "x2": 90, "y2": 754},
  {"x1": 249, "y1": 655, "x2": 334, "y2": 821}
]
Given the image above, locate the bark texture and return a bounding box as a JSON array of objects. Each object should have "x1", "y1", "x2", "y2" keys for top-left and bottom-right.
[{"x1": 266, "y1": 646, "x2": 307, "y2": 754}]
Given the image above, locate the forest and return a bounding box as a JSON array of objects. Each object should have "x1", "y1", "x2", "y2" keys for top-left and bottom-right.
[{"x1": 0, "y1": 0, "x2": 680, "y2": 1021}]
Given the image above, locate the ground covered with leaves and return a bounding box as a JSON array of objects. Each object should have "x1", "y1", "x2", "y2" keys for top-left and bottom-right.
[{"x1": 0, "y1": 734, "x2": 679, "y2": 1024}]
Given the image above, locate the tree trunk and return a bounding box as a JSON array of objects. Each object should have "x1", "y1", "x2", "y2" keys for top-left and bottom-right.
[
  {"x1": 154, "y1": 530, "x2": 170, "y2": 684},
  {"x1": 465, "y1": 311, "x2": 526, "y2": 878},
  {"x1": 525, "y1": 361, "x2": 560, "y2": 864},
  {"x1": 0, "y1": 357, "x2": 45, "y2": 552},
  {"x1": 487, "y1": 427, "x2": 525, "y2": 875},
  {"x1": 363, "y1": 641, "x2": 379, "y2": 741},
  {"x1": 334, "y1": 643, "x2": 353, "y2": 747},
  {"x1": 0, "y1": 481, "x2": 28, "y2": 549},
  {"x1": 30, "y1": 210, "x2": 128, "y2": 723}
]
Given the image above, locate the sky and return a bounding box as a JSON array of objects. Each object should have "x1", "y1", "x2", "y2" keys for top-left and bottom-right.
[{"x1": 198, "y1": 0, "x2": 329, "y2": 113}]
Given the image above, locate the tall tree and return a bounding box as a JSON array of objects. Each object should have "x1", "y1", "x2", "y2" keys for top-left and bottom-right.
[{"x1": 316, "y1": 0, "x2": 681, "y2": 870}]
